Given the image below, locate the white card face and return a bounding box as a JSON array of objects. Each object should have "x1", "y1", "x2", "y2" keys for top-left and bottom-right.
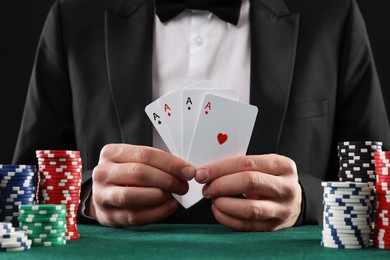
[
  {"x1": 182, "y1": 89, "x2": 239, "y2": 160},
  {"x1": 158, "y1": 89, "x2": 185, "y2": 157},
  {"x1": 187, "y1": 94, "x2": 258, "y2": 167},
  {"x1": 172, "y1": 179, "x2": 204, "y2": 209},
  {"x1": 157, "y1": 80, "x2": 213, "y2": 157},
  {"x1": 145, "y1": 100, "x2": 179, "y2": 156}
]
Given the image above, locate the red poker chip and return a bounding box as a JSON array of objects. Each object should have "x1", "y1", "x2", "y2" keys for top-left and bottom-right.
[
  {"x1": 39, "y1": 198, "x2": 81, "y2": 204},
  {"x1": 374, "y1": 239, "x2": 390, "y2": 244},
  {"x1": 66, "y1": 229, "x2": 79, "y2": 234},
  {"x1": 374, "y1": 229, "x2": 390, "y2": 235},
  {"x1": 36, "y1": 150, "x2": 80, "y2": 155},
  {"x1": 39, "y1": 179, "x2": 82, "y2": 185},
  {"x1": 39, "y1": 194, "x2": 80, "y2": 199},
  {"x1": 65, "y1": 233, "x2": 80, "y2": 240},
  {"x1": 40, "y1": 171, "x2": 82, "y2": 177},
  {"x1": 374, "y1": 243, "x2": 390, "y2": 249},
  {"x1": 374, "y1": 236, "x2": 390, "y2": 242},
  {"x1": 39, "y1": 163, "x2": 82, "y2": 168},
  {"x1": 39, "y1": 198, "x2": 80, "y2": 203},
  {"x1": 39, "y1": 175, "x2": 82, "y2": 180},
  {"x1": 37, "y1": 157, "x2": 82, "y2": 162},
  {"x1": 375, "y1": 159, "x2": 390, "y2": 164},
  {"x1": 39, "y1": 162, "x2": 83, "y2": 168},
  {"x1": 66, "y1": 218, "x2": 78, "y2": 224},
  {"x1": 40, "y1": 194, "x2": 80, "y2": 199},
  {"x1": 375, "y1": 171, "x2": 390, "y2": 176},
  {"x1": 65, "y1": 229, "x2": 79, "y2": 234},
  {"x1": 39, "y1": 183, "x2": 82, "y2": 189},
  {"x1": 36, "y1": 154, "x2": 80, "y2": 160},
  {"x1": 40, "y1": 193, "x2": 80, "y2": 198},
  {"x1": 39, "y1": 174, "x2": 82, "y2": 180},
  {"x1": 377, "y1": 197, "x2": 390, "y2": 203},
  {"x1": 376, "y1": 200, "x2": 390, "y2": 207},
  {"x1": 377, "y1": 214, "x2": 390, "y2": 219},
  {"x1": 38, "y1": 166, "x2": 82, "y2": 172},
  {"x1": 66, "y1": 226, "x2": 79, "y2": 232},
  {"x1": 375, "y1": 166, "x2": 390, "y2": 171},
  {"x1": 375, "y1": 219, "x2": 390, "y2": 226},
  {"x1": 40, "y1": 185, "x2": 81, "y2": 191},
  {"x1": 376, "y1": 168, "x2": 390, "y2": 172}
]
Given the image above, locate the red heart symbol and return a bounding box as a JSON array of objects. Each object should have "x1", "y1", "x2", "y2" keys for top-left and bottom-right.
[
  {"x1": 217, "y1": 133, "x2": 228, "y2": 145},
  {"x1": 205, "y1": 111, "x2": 209, "y2": 115}
]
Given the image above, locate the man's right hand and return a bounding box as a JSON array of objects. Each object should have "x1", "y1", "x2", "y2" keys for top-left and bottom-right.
[{"x1": 86, "y1": 144, "x2": 195, "y2": 227}]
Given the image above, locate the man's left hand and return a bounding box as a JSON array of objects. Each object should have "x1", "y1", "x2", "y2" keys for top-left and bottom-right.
[{"x1": 194, "y1": 154, "x2": 302, "y2": 231}]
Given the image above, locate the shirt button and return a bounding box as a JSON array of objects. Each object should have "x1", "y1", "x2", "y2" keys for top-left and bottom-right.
[{"x1": 193, "y1": 36, "x2": 204, "y2": 46}]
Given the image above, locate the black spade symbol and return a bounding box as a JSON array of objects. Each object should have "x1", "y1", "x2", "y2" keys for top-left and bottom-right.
[
  {"x1": 158, "y1": 121, "x2": 161, "y2": 124},
  {"x1": 187, "y1": 107, "x2": 191, "y2": 110}
]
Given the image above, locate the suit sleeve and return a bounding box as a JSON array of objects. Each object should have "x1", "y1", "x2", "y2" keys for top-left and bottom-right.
[
  {"x1": 297, "y1": 0, "x2": 390, "y2": 225},
  {"x1": 12, "y1": 1, "x2": 96, "y2": 224}
]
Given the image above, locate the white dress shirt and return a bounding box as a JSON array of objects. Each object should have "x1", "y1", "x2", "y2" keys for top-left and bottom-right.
[{"x1": 152, "y1": 0, "x2": 251, "y2": 151}]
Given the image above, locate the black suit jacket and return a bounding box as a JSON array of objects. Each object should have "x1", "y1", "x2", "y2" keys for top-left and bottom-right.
[{"x1": 13, "y1": 0, "x2": 390, "y2": 225}]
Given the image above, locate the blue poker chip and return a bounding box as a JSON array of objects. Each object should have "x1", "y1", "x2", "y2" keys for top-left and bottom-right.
[
  {"x1": 0, "y1": 164, "x2": 36, "y2": 169},
  {"x1": 326, "y1": 189, "x2": 371, "y2": 196},
  {"x1": 0, "y1": 182, "x2": 35, "y2": 188},
  {"x1": 324, "y1": 205, "x2": 371, "y2": 212},
  {"x1": 322, "y1": 233, "x2": 367, "y2": 245},
  {"x1": 324, "y1": 212, "x2": 363, "y2": 219},
  {"x1": 323, "y1": 193, "x2": 371, "y2": 199},
  {"x1": 0, "y1": 180, "x2": 36, "y2": 185},
  {"x1": 324, "y1": 216, "x2": 370, "y2": 225},
  {"x1": 323, "y1": 227, "x2": 369, "y2": 237},
  {"x1": 323, "y1": 201, "x2": 370, "y2": 207},
  {"x1": 322, "y1": 182, "x2": 369, "y2": 188},
  {"x1": 0, "y1": 189, "x2": 35, "y2": 195}
]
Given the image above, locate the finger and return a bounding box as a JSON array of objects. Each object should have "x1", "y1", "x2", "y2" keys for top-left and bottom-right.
[
  {"x1": 195, "y1": 154, "x2": 296, "y2": 183},
  {"x1": 203, "y1": 172, "x2": 288, "y2": 199},
  {"x1": 211, "y1": 204, "x2": 282, "y2": 232},
  {"x1": 99, "y1": 144, "x2": 195, "y2": 180},
  {"x1": 213, "y1": 197, "x2": 285, "y2": 221},
  {"x1": 94, "y1": 185, "x2": 173, "y2": 209},
  {"x1": 96, "y1": 199, "x2": 178, "y2": 227},
  {"x1": 93, "y1": 163, "x2": 189, "y2": 195}
]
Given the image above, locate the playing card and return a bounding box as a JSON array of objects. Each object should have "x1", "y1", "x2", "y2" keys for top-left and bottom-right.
[
  {"x1": 187, "y1": 94, "x2": 258, "y2": 167},
  {"x1": 145, "y1": 99, "x2": 179, "y2": 156},
  {"x1": 182, "y1": 88, "x2": 239, "y2": 160},
  {"x1": 158, "y1": 81, "x2": 213, "y2": 157}
]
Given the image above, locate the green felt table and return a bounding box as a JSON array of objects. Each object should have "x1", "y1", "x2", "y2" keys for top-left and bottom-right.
[{"x1": 2, "y1": 224, "x2": 390, "y2": 259}]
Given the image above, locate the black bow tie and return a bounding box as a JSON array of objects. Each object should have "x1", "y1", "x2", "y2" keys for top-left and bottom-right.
[{"x1": 155, "y1": 0, "x2": 242, "y2": 25}]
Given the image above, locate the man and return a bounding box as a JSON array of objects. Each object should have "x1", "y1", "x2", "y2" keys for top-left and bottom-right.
[{"x1": 13, "y1": 0, "x2": 390, "y2": 231}]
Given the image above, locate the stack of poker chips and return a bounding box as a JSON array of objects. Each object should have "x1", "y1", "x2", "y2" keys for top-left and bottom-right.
[
  {"x1": 0, "y1": 165, "x2": 37, "y2": 227},
  {"x1": 36, "y1": 150, "x2": 82, "y2": 240},
  {"x1": 338, "y1": 141, "x2": 382, "y2": 236},
  {"x1": 18, "y1": 205, "x2": 67, "y2": 246},
  {"x1": 374, "y1": 151, "x2": 390, "y2": 249},
  {"x1": 321, "y1": 182, "x2": 372, "y2": 249},
  {"x1": 0, "y1": 222, "x2": 31, "y2": 252}
]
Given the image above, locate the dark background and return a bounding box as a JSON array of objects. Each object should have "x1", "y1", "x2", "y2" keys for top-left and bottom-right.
[{"x1": 0, "y1": 0, "x2": 389, "y2": 163}]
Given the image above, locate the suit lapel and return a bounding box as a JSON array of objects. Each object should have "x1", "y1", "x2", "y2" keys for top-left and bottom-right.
[
  {"x1": 248, "y1": 0, "x2": 300, "y2": 154},
  {"x1": 105, "y1": 0, "x2": 154, "y2": 145}
]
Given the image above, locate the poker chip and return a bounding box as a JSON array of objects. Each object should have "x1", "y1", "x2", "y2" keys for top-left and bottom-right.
[
  {"x1": 0, "y1": 222, "x2": 31, "y2": 252},
  {"x1": 321, "y1": 181, "x2": 372, "y2": 249},
  {"x1": 0, "y1": 165, "x2": 37, "y2": 227},
  {"x1": 336, "y1": 141, "x2": 383, "y2": 242},
  {"x1": 374, "y1": 150, "x2": 390, "y2": 249},
  {"x1": 36, "y1": 150, "x2": 82, "y2": 240},
  {"x1": 18, "y1": 204, "x2": 67, "y2": 247}
]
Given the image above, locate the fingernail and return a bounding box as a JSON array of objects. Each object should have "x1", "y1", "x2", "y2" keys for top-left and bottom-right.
[
  {"x1": 196, "y1": 168, "x2": 209, "y2": 183},
  {"x1": 182, "y1": 166, "x2": 195, "y2": 180},
  {"x1": 202, "y1": 185, "x2": 210, "y2": 199}
]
